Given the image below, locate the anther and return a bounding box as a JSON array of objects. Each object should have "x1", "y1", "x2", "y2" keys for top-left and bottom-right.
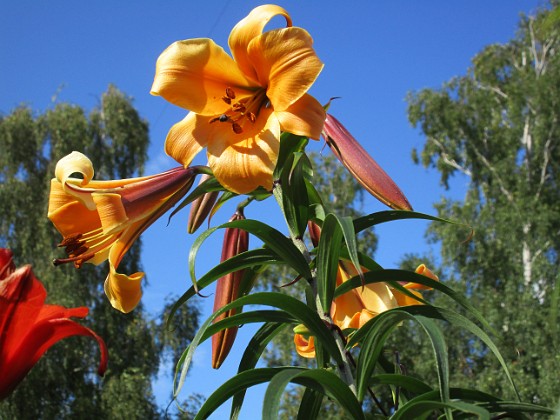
[
  {"x1": 232, "y1": 123, "x2": 243, "y2": 134},
  {"x1": 225, "y1": 87, "x2": 236, "y2": 99}
]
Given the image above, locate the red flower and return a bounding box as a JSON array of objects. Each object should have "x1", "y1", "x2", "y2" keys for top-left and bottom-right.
[{"x1": 0, "y1": 248, "x2": 108, "y2": 400}]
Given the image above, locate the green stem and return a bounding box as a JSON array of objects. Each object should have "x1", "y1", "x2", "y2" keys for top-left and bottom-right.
[{"x1": 273, "y1": 180, "x2": 357, "y2": 396}]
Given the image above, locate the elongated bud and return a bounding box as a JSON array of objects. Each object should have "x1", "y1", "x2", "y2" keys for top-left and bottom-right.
[
  {"x1": 307, "y1": 220, "x2": 322, "y2": 248},
  {"x1": 323, "y1": 114, "x2": 413, "y2": 211},
  {"x1": 211, "y1": 210, "x2": 249, "y2": 369},
  {"x1": 187, "y1": 174, "x2": 220, "y2": 234}
]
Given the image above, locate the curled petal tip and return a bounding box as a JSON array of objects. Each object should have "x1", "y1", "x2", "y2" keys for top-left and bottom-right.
[{"x1": 323, "y1": 114, "x2": 413, "y2": 211}]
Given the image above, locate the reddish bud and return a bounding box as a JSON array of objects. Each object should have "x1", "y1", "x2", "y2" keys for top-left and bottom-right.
[
  {"x1": 187, "y1": 174, "x2": 219, "y2": 234},
  {"x1": 307, "y1": 220, "x2": 322, "y2": 248},
  {"x1": 323, "y1": 114, "x2": 413, "y2": 211},
  {"x1": 211, "y1": 210, "x2": 249, "y2": 369}
]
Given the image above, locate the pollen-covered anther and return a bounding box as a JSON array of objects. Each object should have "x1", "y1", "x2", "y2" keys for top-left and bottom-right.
[
  {"x1": 58, "y1": 233, "x2": 83, "y2": 247},
  {"x1": 225, "y1": 87, "x2": 236, "y2": 99},
  {"x1": 232, "y1": 123, "x2": 243, "y2": 134}
]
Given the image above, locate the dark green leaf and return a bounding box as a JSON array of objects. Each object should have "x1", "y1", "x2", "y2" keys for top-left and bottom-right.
[
  {"x1": 316, "y1": 214, "x2": 344, "y2": 311},
  {"x1": 231, "y1": 323, "x2": 288, "y2": 420}
]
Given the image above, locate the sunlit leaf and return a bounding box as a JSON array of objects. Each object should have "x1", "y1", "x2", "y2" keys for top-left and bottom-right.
[
  {"x1": 316, "y1": 214, "x2": 344, "y2": 311},
  {"x1": 167, "y1": 248, "x2": 281, "y2": 328},
  {"x1": 279, "y1": 152, "x2": 310, "y2": 238},
  {"x1": 297, "y1": 388, "x2": 324, "y2": 420},
  {"x1": 231, "y1": 323, "x2": 288, "y2": 420},
  {"x1": 263, "y1": 368, "x2": 365, "y2": 420},
  {"x1": 273, "y1": 132, "x2": 309, "y2": 178},
  {"x1": 168, "y1": 173, "x2": 225, "y2": 222},
  {"x1": 174, "y1": 292, "x2": 343, "y2": 400}
]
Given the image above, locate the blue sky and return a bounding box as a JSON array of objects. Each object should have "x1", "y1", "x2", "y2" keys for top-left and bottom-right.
[{"x1": 1, "y1": 1, "x2": 545, "y2": 417}]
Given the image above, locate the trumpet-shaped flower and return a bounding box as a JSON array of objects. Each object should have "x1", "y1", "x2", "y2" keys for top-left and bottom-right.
[
  {"x1": 151, "y1": 4, "x2": 326, "y2": 194},
  {"x1": 294, "y1": 261, "x2": 399, "y2": 358},
  {"x1": 48, "y1": 152, "x2": 196, "y2": 313},
  {"x1": 0, "y1": 248, "x2": 108, "y2": 400},
  {"x1": 294, "y1": 259, "x2": 440, "y2": 358}
]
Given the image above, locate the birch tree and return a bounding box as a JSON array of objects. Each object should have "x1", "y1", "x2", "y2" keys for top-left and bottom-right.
[{"x1": 406, "y1": 3, "x2": 560, "y2": 405}]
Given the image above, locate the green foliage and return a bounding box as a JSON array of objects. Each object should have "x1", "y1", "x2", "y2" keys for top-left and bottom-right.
[
  {"x1": 165, "y1": 138, "x2": 552, "y2": 418},
  {"x1": 406, "y1": 2, "x2": 560, "y2": 407},
  {"x1": 0, "y1": 86, "x2": 199, "y2": 418}
]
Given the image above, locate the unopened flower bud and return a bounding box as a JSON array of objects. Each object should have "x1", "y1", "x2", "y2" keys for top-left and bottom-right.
[
  {"x1": 211, "y1": 210, "x2": 249, "y2": 369},
  {"x1": 307, "y1": 220, "x2": 322, "y2": 248},
  {"x1": 323, "y1": 114, "x2": 412, "y2": 211},
  {"x1": 187, "y1": 174, "x2": 220, "y2": 234},
  {"x1": 292, "y1": 323, "x2": 311, "y2": 336}
]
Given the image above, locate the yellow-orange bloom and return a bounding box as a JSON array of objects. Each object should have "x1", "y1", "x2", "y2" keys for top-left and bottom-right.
[
  {"x1": 48, "y1": 152, "x2": 196, "y2": 313},
  {"x1": 293, "y1": 262, "x2": 440, "y2": 358},
  {"x1": 151, "y1": 4, "x2": 325, "y2": 194},
  {"x1": 392, "y1": 264, "x2": 440, "y2": 307},
  {"x1": 294, "y1": 261, "x2": 399, "y2": 358}
]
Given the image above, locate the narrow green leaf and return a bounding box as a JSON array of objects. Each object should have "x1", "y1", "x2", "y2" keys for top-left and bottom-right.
[
  {"x1": 194, "y1": 368, "x2": 288, "y2": 419},
  {"x1": 350, "y1": 305, "x2": 519, "y2": 402},
  {"x1": 263, "y1": 368, "x2": 365, "y2": 420},
  {"x1": 188, "y1": 219, "x2": 311, "y2": 295},
  {"x1": 391, "y1": 399, "x2": 490, "y2": 420},
  {"x1": 224, "y1": 219, "x2": 312, "y2": 280},
  {"x1": 369, "y1": 373, "x2": 433, "y2": 395},
  {"x1": 231, "y1": 323, "x2": 288, "y2": 420},
  {"x1": 279, "y1": 152, "x2": 310, "y2": 238},
  {"x1": 168, "y1": 174, "x2": 224, "y2": 222},
  {"x1": 353, "y1": 210, "x2": 464, "y2": 233},
  {"x1": 316, "y1": 214, "x2": 344, "y2": 311},
  {"x1": 273, "y1": 132, "x2": 308, "y2": 178},
  {"x1": 353, "y1": 308, "x2": 450, "y2": 410},
  {"x1": 167, "y1": 248, "x2": 281, "y2": 328},
  {"x1": 297, "y1": 388, "x2": 324, "y2": 420},
  {"x1": 174, "y1": 292, "x2": 344, "y2": 400}
]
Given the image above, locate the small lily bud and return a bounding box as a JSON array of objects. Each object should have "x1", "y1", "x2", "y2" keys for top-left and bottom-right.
[
  {"x1": 187, "y1": 174, "x2": 220, "y2": 234},
  {"x1": 323, "y1": 114, "x2": 413, "y2": 211},
  {"x1": 211, "y1": 210, "x2": 249, "y2": 369},
  {"x1": 292, "y1": 323, "x2": 312, "y2": 336},
  {"x1": 307, "y1": 220, "x2": 322, "y2": 248}
]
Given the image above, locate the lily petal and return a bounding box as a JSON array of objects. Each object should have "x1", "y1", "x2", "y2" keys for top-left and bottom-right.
[
  {"x1": 207, "y1": 108, "x2": 280, "y2": 194},
  {"x1": 0, "y1": 256, "x2": 107, "y2": 399},
  {"x1": 247, "y1": 27, "x2": 323, "y2": 111},
  {"x1": 275, "y1": 93, "x2": 326, "y2": 139},
  {"x1": 294, "y1": 334, "x2": 315, "y2": 358},
  {"x1": 229, "y1": 4, "x2": 292, "y2": 82},
  {"x1": 103, "y1": 264, "x2": 143, "y2": 314},
  {"x1": 165, "y1": 113, "x2": 209, "y2": 167},
  {"x1": 151, "y1": 39, "x2": 254, "y2": 115}
]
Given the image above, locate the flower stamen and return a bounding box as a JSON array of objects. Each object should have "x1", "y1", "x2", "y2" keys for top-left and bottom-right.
[{"x1": 210, "y1": 88, "x2": 268, "y2": 135}]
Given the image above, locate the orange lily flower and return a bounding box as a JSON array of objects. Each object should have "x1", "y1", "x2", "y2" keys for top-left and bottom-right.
[
  {"x1": 151, "y1": 4, "x2": 326, "y2": 194},
  {"x1": 48, "y1": 152, "x2": 196, "y2": 313},
  {"x1": 0, "y1": 248, "x2": 107, "y2": 400},
  {"x1": 392, "y1": 264, "x2": 440, "y2": 306},
  {"x1": 294, "y1": 261, "x2": 399, "y2": 358}
]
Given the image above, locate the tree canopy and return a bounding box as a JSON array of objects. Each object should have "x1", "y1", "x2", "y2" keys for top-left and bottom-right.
[
  {"x1": 406, "y1": 3, "x2": 560, "y2": 405},
  {"x1": 0, "y1": 86, "x2": 199, "y2": 418}
]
